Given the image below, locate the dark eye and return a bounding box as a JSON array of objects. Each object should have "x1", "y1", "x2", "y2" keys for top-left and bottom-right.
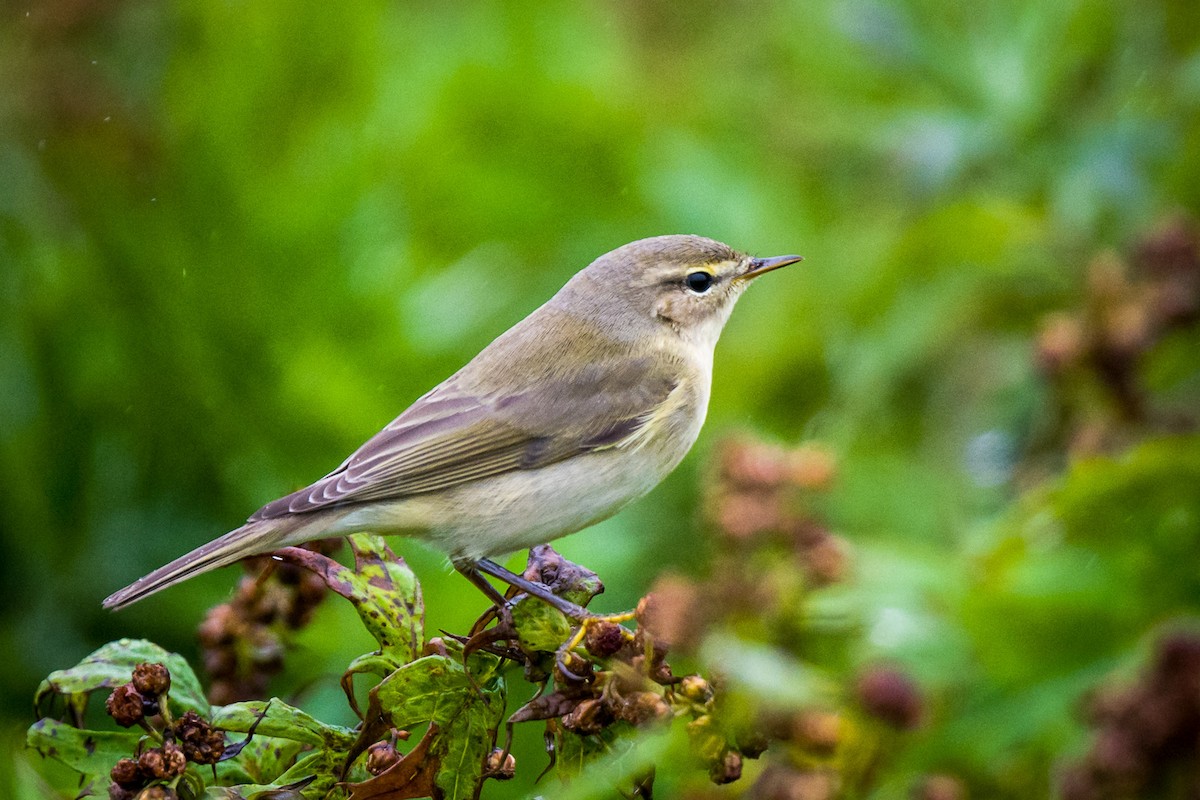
[{"x1": 685, "y1": 271, "x2": 714, "y2": 293}]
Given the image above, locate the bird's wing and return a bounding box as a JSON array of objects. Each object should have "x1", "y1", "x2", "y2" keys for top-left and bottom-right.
[{"x1": 249, "y1": 355, "x2": 678, "y2": 520}]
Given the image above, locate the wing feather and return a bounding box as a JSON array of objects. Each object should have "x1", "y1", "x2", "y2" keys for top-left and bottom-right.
[{"x1": 249, "y1": 356, "x2": 677, "y2": 521}]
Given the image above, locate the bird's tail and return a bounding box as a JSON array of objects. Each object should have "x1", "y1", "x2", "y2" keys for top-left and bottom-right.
[{"x1": 103, "y1": 516, "x2": 316, "y2": 611}]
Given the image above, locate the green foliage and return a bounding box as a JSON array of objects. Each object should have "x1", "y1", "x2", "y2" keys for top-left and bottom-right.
[{"x1": 4, "y1": 0, "x2": 1200, "y2": 798}]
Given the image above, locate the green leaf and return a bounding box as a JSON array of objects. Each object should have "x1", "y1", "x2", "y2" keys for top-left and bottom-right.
[
  {"x1": 346, "y1": 535, "x2": 425, "y2": 663},
  {"x1": 433, "y1": 679, "x2": 506, "y2": 800},
  {"x1": 25, "y1": 718, "x2": 142, "y2": 777},
  {"x1": 208, "y1": 751, "x2": 339, "y2": 800},
  {"x1": 342, "y1": 652, "x2": 405, "y2": 718},
  {"x1": 371, "y1": 656, "x2": 474, "y2": 730},
  {"x1": 213, "y1": 699, "x2": 356, "y2": 749},
  {"x1": 35, "y1": 639, "x2": 210, "y2": 717},
  {"x1": 510, "y1": 595, "x2": 572, "y2": 654},
  {"x1": 214, "y1": 735, "x2": 307, "y2": 786},
  {"x1": 275, "y1": 535, "x2": 423, "y2": 664}
]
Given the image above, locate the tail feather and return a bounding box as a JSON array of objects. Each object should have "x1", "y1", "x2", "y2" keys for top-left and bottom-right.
[{"x1": 103, "y1": 517, "x2": 307, "y2": 611}]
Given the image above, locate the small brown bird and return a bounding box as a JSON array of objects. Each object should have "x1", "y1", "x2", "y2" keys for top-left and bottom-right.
[{"x1": 104, "y1": 235, "x2": 801, "y2": 615}]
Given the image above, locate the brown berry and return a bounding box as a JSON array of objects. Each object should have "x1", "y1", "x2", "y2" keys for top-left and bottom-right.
[
  {"x1": 583, "y1": 620, "x2": 625, "y2": 658},
  {"x1": 856, "y1": 667, "x2": 923, "y2": 730},
  {"x1": 107, "y1": 785, "x2": 135, "y2": 800},
  {"x1": 175, "y1": 710, "x2": 226, "y2": 764},
  {"x1": 485, "y1": 748, "x2": 516, "y2": 780},
  {"x1": 110, "y1": 758, "x2": 141, "y2": 788},
  {"x1": 105, "y1": 684, "x2": 145, "y2": 728},
  {"x1": 137, "y1": 743, "x2": 186, "y2": 780},
  {"x1": 365, "y1": 740, "x2": 400, "y2": 776},
  {"x1": 131, "y1": 663, "x2": 171, "y2": 696}
]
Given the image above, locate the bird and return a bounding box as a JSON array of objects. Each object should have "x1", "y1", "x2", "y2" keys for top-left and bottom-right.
[{"x1": 103, "y1": 235, "x2": 802, "y2": 616}]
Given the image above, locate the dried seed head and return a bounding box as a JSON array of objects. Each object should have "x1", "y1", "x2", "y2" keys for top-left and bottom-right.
[
  {"x1": 365, "y1": 741, "x2": 400, "y2": 776},
  {"x1": 131, "y1": 663, "x2": 171, "y2": 696},
  {"x1": 561, "y1": 698, "x2": 611, "y2": 735},
  {"x1": 617, "y1": 692, "x2": 673, "y2": 726},
  {"x1": 175, "y1": 710, "x2": 226, "y2": 764},
  {"x1": 137, "y1": 743, "x2": 186, "y2": 780},
  {"x1": 485, "y1": 748, "x2": 516, "y2": 780},
  {"x1": 583, "y1": 620, "x2": 625, "y2": 658},
  {"x1": 105, "y1": 684, "x2": 145, "y2": 728},
  {"x1": 110, "y1": 758, "x2": 141, "y2": 788}
]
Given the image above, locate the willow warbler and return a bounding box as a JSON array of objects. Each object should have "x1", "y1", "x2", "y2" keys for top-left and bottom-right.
[{"x1": 104, "y1": 235, "x2": 801, "y2": 614}]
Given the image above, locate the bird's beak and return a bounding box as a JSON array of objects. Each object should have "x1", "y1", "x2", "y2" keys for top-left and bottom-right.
[{"x1": 737, "y1": 254, "x2": 804, "y2": 283}]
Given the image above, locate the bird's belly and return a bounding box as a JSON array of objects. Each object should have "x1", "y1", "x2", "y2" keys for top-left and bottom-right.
[
  {"x1": 430, "y1": 447, "x2": 674, "y2": 559},
  {"x1": 339, "y1": 442, "x2": 678, "y2": 561}
]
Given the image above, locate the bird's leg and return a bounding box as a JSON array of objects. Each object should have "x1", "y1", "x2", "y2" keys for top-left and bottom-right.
[{"x1": 469, "y1": 558, "x2": 596, "y2": 621}]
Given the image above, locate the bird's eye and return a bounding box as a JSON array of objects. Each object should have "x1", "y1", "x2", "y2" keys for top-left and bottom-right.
[{"x1": 685, "y1": 271, "x2": 714, "y2": 294}]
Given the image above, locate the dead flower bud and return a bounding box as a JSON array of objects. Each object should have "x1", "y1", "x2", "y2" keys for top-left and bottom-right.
[
  {"x1": 423, "y1": 637, "x2": 449, "y2": 658},
  {"x1": 131, "y1": 663, "x2": 171, "y2": 697},
  {"x1": 485, "y1": 748, "x2": 516, "y2": 779},
  {"x1": 175, "y1": 710, "x2": 226, "y2": 764},
  {"x1": 137, "y1": 743, "x2": 186, "y2": 780},
  {"x1": 709, "y1": 749, "x2": 743, "y2": 785},
  {"x1": 618, "y1": 691, "x2": 673, "y2": 726},
  {"x1": 365, "y1": 740, "x2": 401, "y2": 776},
  {"x1": 105, "y1": 684, "x2": 145, "y2": 728},
  {"x1": 562, "y1": 698, "x2": 612, "y2": 735},
  {"x1": 110, "y1": 758, "x2": 141, "y2": 788},
  {"x1": 583, "y1": 620, "x2": 626, "y2": 658}
]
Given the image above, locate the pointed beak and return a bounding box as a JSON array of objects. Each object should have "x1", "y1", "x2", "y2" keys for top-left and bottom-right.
[{"x1": 737, "y1": 254, "x2": 804, "y2": 283}]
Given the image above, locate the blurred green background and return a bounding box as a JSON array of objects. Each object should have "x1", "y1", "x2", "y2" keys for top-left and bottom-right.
[{"x1": 4, "y1": 0, "x2": 1200, "y2": 797}]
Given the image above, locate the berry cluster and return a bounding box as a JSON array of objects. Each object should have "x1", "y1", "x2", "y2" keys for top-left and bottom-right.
[
  {"x1": 1061, "y1": 631, "x2": 1200, "y2": 799},
  {"x1": 103, "y1": 663, "x2": 225, "y2": 800},
  {"x1": 197, "y1": 539, "x2": 339, "y2": 704},
  {"x1": 1035, "y1": 216, "x2": 1200, "y2": 456},
  {"x1": 467, "y1": 546, "x2": 754, "y2": 789}
]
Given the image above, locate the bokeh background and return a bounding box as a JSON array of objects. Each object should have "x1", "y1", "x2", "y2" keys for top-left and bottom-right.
[{"x1": 4, "y1": 0, "x2": 1200, "y2": 797}]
